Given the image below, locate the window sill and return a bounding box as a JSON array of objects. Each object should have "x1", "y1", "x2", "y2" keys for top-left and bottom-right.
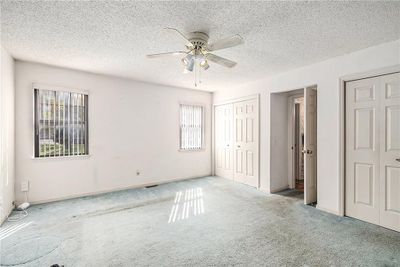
[
  {"x1": 178, "y1": 148, "x2": 206, "y2": 152},
  {"x1": 31, "y1": 154, "x2": 91, "y2": 161}
]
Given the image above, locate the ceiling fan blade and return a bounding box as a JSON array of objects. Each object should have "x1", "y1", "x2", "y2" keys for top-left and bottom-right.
[
  {"x1": 207, "y1": 34, "x2": 244, "y2": 51},
  {"x1": 164, "y1": 27, "x2": 194, "y2": 48},
  {"x1": 146, "y1": 51, "x2": 187, "y2": 59},
  {"x1": 206, "y1": 53, "x2": 237, "y2": 68}
]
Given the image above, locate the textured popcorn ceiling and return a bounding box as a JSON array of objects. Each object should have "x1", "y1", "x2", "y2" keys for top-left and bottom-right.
[{"x1": 1, "y1": 1, "x2": 400, "y2": 91}]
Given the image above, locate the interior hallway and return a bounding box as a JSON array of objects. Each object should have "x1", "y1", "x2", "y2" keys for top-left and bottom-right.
[{"x1": 1, "y1": 177, "x2": 399, "y2": 266}]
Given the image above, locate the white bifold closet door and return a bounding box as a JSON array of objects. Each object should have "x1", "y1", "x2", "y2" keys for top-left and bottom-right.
[
  {"x1": 215, "y1": 104, "x2": 234, "y2": 179},
  {"x1": 233, "y1": 98, "x2": 259, "y2": 187},
  {"x1": 379, "y1": 73, "x2": 400, "y2": 231},
  {"x1": 214, "y1": 97, "x2": 259, "y2": 187},
  {"x1": 346, "y1": 72, "x2": 400, "y2": 232}
]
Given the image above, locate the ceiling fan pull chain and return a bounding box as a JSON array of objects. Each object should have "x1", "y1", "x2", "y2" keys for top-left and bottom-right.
[
  {"x1": 194, "y1": 61, "x2": 197, "y2": 87},
  {"x1": 199, "y1": 62, "x2": 202, "y2": 84}
]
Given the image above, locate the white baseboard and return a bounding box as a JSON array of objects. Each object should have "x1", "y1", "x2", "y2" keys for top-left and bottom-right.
[
  {"x1": 270, "y1": 185, "x2": 289, "y2": 193},
  {"x1": 258, "y1": 187, "x2": 270, "y2": 194},
  {"x1": 316, "y1": 204, "x2": 342, "y2": 216},
  {"x1": 0, "y1": 203, "x2": 15, "y2": 226},
  {"x1": 20, "y1": 174, "x2": 212, "y2": 206}
]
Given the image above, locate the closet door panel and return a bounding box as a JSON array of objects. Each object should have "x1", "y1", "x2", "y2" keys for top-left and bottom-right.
[
  {"x1": 346, "y1": 72, "x2": 400, "y2": 232},
  {"x1": 345, "y1": 77, "x2": 380, "y2": 225},
  {"x1": 215, "y1": 104, "x2": 234, "y2": 179},
  {"x1": 379, "y1": 73, "x2": 400, "y2": 232},
  {"x1": 233, "y1": 98, "x2": 259, "y2": 187}
]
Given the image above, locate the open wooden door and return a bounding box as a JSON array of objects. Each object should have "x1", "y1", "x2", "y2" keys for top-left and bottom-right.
[{"x1": 303, "y1": 87, "x2": 317, "y2": 204}]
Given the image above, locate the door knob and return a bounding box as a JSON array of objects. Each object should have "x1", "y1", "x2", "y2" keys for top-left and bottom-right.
[
  {"x1": 237, "y1": 145, "x2": 241, "y2": 148},
  {"x1": 396, "y1": 158, "x2": 400, "y2": 162}
]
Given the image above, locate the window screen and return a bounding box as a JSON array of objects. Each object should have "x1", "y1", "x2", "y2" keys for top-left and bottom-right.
[
  {"x1": 180, "y1": 104, "x2": 204, "y2": 150},
  {"x1": 34, "y1": 88, "x2": 88, "y2": 157}
]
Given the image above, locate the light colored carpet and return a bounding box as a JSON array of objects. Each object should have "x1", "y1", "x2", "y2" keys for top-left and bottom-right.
[{"x1": 1, "y1": 176, "x2": 399, "y2": 266}]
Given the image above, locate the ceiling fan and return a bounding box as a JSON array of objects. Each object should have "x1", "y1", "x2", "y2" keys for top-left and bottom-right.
[{"x1": 146, "y1": 28, "x2": 244, "y2": 86}]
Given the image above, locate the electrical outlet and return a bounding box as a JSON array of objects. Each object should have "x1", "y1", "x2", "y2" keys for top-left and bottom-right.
[{"x1": 21, "y1": 181, "x2": 29, "y2": 192}]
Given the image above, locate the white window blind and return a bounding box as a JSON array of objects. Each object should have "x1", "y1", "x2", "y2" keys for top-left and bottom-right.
[
  {"x1": 180, "y1": 104, "x2": 204, "y2": 150},
  {"x1": 34, "y1": 88, "x2": 88, "y2": 157}
]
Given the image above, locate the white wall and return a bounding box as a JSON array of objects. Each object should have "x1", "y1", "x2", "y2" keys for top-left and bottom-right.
[
  {"x1": 0, "y1": 46, "x2": 15, "y2": 223},
  {"x1": 15, "y1": 61, "x2": 212, "y2": 204},
  {"x1": 213, "y1": 39, "x2": 400, "y2": 215}
]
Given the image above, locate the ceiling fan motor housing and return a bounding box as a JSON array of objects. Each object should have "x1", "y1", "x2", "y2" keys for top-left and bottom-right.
[{"x1": 188, "y1": 32, "x2": 209, "y2": 50}]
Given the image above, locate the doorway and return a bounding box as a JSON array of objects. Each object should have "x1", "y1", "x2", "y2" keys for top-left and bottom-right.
[
  {"x1": 270, "y1": 86, "x2": 317, "y2": 205},
  {"x1": 293, "y1": 96, "x2": 305, "y2": 192}
]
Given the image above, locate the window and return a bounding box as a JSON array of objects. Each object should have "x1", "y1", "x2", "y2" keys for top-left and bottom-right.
[
  {"x1": 180, "y1": 104, "x2": 204, "y2": 150},
  {"x1": 34, "y1": 87, "x2": 88, "y2": 157}
]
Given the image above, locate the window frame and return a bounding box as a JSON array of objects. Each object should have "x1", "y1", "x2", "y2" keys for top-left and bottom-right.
[
  {"x1": 179, "y1": 102, "x2": 205, "y2": 152},
  {"x1": 32, "y1": 83, "x2": 90, "y2": 159}
]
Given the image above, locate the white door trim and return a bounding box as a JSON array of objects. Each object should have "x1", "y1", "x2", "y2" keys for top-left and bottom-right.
[
  {"x1": 212, "y1": 94, "x2": 260, "y2": 188},
  {"x1": 213, "y1": 94, "x2": 260, "y2": 106},
  {"x1": 338, "y1": 65, "x2": 400, "y2": 217}
]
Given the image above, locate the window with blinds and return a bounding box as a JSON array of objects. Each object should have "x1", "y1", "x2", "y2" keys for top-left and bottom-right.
[
  {"x1": 34, "y1": 88, "x2": 89, "y2": 157},
  {"x1": 180, "y1": 104, "x2": 204, "y2": 150}
]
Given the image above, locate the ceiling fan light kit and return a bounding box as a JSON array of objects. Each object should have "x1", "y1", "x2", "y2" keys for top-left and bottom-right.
[{"x1": 147, "y1": 28, "x2": 244, "y2": 87}]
